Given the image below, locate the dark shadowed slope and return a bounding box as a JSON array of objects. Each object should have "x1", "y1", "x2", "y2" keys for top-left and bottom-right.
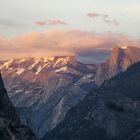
[
  {"x1": 0, "y1": 73, "x2": 37, "y2": 140},
  {"x1": 43, "y1": 62, "x2": 140, "y2": 140},
  {"x1": 0, "y1": 73, "x2": 20, "y2": 123}
]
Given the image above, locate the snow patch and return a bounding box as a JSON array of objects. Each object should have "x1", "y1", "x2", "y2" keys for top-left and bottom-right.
[
  {"x1": 43, "y1": 57, "x2": 55, "y2": 62},
  {"x1": 25, "y1": 91, "x2": 31, "y2": 94},
  {"x1": 17, "y1": 59, "x2": 26, "y2": 63},
  {"x1": 35, "y1": 66, "x2": 43, "y2": 75},
  {"x1": 54, "y1": 56, "x2": 77, "y2": 67},
  {"x1": 0, "y1": 60, "x2": 13, "y2": 69},
  {"x1": 16, "y1": 68, "x2": 25, "y2": 75},
  {"x1": 55, "y1": 66, "x2": 82, "y2": 75},
  {"x1": 121, "y1": 46, "x2": 128, "y2": 49},
  {"x1": 15, "y1": 89, "x2": 23, "y2": 93},
  {"x1": 28, "y1": 63, "x2": 36, "y2": 70}
]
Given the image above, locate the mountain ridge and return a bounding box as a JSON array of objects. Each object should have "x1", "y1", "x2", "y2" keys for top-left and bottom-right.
[
  {"x1": 1, "y1": 46, "x2": 140, "y2": 138},
  {"x1": 43, "y1": 61, "x2": 140, "y2": 140},
  {"x1": 0, "y1": 55, "x2": 97, "y2": 138}
]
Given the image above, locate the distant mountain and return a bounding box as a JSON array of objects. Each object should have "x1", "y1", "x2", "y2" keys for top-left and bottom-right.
[
  {"x1": 43, "y1": 62, "x2": 140, "y2": 140},
  {"x1": 0, "y1": 56, "x2": 97, "y2": 138},
  {"x1": 95, "y1": 46, "x2": 140, "y2": 85},
  {"x1": 0, "y1": 73, "x2": 36, "y2": 140}
]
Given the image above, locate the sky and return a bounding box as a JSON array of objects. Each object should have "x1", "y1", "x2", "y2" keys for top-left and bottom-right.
[{"x1": 0, "y1": 0, "x2": 140, "y2": 63}]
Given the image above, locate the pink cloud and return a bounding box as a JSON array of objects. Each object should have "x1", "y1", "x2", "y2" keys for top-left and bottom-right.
[
  {"x1": 35, "y1": 21, "x2": 46, "y2": 26},
  {"x1": 46, "y1": 20, "x2": 67, "y2": 25},
  {"x1": 35, "y1": 20, "x2": 67, "y2": 27},
  {"x1": 87, "y1": 13, "x2": 101, "y2": 18},
  {"x1": 0, "y1": 30, "x2": 139, "y2": 62},
  {"x1": 87, "y1": 12, "x2": 119, "y2": 26}
]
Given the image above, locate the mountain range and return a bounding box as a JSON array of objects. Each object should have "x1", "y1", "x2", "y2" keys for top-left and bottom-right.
[
  {"x1": 43, "y1": 61, "x2": 140, "y2": 140},
  {"x1": 0, "y1": 56, "x2": 97, "y2": 138},
  {"x1": 0, "y1": 46, "x2": 140, "y2": 139}
]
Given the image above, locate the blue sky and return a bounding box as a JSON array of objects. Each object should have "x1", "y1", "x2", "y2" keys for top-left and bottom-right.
[{"x1": 0, "y1": 0, "x2": 140, "y2": 38}]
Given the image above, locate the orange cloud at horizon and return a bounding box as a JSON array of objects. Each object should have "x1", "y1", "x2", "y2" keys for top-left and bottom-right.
[{"x1": 0, "y1": 30, "x2": 139, "y2": 63}]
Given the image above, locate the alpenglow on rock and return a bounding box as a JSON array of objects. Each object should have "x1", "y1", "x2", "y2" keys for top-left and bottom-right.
[
  {"x1": 95, "y1": 46, "x2": 140, "y2": 85},
  {"x1": 0, "y1": 73, "x2": 37, "y2": 140},
  {"x1": 0, "y1": 56, "x2": 97, "y2": 138}
]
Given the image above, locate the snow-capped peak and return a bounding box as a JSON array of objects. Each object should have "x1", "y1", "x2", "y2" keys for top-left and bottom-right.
[
  {"x1": 55, "y1": 66, "x2": 82, "y2": 75},
  {"x1": 0, "y1": 56, "x2": 81, "y2": 76},
  {"x1": 53, "y1": 56, "x2": 78, "y2": 67},
  {"x1": 0, "y1": 60, "x2": 13, "y2": 69},
  {"x1": 120, "y1": 45, "x2": 128, "y2": 49}
]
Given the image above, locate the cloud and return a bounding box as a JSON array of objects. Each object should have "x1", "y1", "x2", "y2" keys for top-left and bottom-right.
[
  {"x1": 118, "y1": 12, "x2": 126, "y2": 17},
  {"x1": 87, "y1": 12, "x2": 119, "y2": 26},
  {"x1": 0, "y1": 30, "x2": 139, "y2": 63},
  {"x1": 35, "y1": 19, "x2": 67, "y2": 27},
  {"x1": 47, "y1": 20, "x2": 67, "y2": 25},
  {"x1": 87, "y1": 13, "x2": 108, "y2": 18},
  {"x1": 35, "y1": 21, "x2": 47, "y2": 26},
  {"x1": 112, "y1": 20, "x2": 119, "y2": 26}
]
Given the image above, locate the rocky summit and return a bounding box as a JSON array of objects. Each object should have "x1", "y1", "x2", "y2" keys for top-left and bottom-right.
[{"x1": 95, "y1": 46, "x2": 140, "y2": 85}]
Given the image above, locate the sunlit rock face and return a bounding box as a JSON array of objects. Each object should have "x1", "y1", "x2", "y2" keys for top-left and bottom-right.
[
  {"x1": 0, "y1": 73, "x2": 36, "y2": 140},
  {"x1": 0, "y1": 56, "x2": 97, "y2": 138},
  {"x1": 95, "y1": 46, "x2": 140, "y2": 85}
]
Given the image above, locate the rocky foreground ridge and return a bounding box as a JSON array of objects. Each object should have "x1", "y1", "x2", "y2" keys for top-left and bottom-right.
[{"x1": 0, "y1": 73, "x2": 37, "y2": 140}]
